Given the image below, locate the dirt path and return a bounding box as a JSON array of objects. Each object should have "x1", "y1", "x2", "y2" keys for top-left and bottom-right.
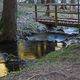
[{"x1": 2, "y1": 61, "x2": 80, "y2": 80}]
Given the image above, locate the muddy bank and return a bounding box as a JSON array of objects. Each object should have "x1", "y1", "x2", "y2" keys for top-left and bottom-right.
[
  {"x1": 0, "y1": 43, "x2": 80, "y2": 80},
  {"x1": 1, "y1": 62, "x2": 80, "y2": 80}
]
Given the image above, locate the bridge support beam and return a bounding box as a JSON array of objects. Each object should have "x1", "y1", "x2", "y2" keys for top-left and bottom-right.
[{"x1": 35, "y1": 4, "x2": 37, "y2": 21}]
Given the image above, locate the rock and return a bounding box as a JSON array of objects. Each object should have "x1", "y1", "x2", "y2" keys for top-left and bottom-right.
[
  {"x1": 64, "y1": 38, "x2": 80, "y2": 47},
  {"x1": 0, "y1": 63, "x2": 8, "y2": 77},
  {"x1": 17, "y1": 13, "x2": 47, "y2": 39},
  {"x1": 0, "y1": 52, "x2": 8, "y2": 62},
  {"x1": 0, "y1": 52, "x2": 8, "y2": 77}
]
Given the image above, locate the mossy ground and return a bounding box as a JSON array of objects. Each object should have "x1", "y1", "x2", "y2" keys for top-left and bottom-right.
[
  {"x1": 0, "y1": 2, "x2": 80, "y2": 79},
  {"x1": 28, "y1": 43, "x2": 80, "y2": 69},
  {"x1": 1, "y1": 43, "x2": 80, "y2": 79}
]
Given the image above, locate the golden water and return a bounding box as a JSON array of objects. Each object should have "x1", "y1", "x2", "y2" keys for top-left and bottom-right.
[
  {"x1": 18, "y1": 40, "x2": 49, "y2": 60},
  {"x1": 18, "y1": 40, "x2": 37, "y2": 60},
  {"x1": 18, "y1": 40, "x2": 64, "y2": 60}
]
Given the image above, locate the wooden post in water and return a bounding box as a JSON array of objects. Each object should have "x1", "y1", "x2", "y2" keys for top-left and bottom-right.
[
  {"x1": 41, "y1": 41, "x2": 47, "y2": 56},
  {"x1": 35, "y1": 4, "x2": 37, "y2": 21},
  {"x1": 55, "y1": 5, "x2": 58, "y2": 27},
  {"x1": 37, "y1": 42, "x2": 42, "y2": 57}
]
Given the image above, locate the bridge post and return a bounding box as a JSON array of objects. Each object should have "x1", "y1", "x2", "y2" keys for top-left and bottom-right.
[
  {"x1": 46, "y1": 4, "x2": 50, "y2": 16},
  {"x1": 78, "y1": 0, "x2": 79, "y2": 27},
  {"x1": 35, "y1": 4, "x2": 37, "y2": 21},
  {"x1": 55, "y1": 5, "x2": 58, "y2": 27}
]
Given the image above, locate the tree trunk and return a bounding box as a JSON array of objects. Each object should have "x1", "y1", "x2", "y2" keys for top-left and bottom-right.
[
  {"x1": 0, "y1": 0, "x2": 17, "y2": 42},
  {"x1": 0, "y1": 0, "x2": 18, "y2": 57}
]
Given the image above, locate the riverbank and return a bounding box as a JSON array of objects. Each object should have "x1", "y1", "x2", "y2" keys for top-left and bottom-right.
[
  {"x1": 1, "y1": 43, "x2": 80, "y2": 80},
  {"x1": 0, "y1": 2, "x2": 80, "y2": 80}
]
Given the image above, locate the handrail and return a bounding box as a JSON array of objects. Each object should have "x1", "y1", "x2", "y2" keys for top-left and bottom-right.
[
  {"x1": 45, "y1": 3, "x2": 80, "y2": 6},
  {"x1": 38, "y1": 18, "x2": 79, "y2": 21},
  {"x1": 34, "y1": 3, "x2": 80, "y2": 27},
  {"x1": 34, "y1": 10, "x2": 79, "y2": 14},
  {"x1": 36, "y1": 3, "x2": 80, "y2": 6}
]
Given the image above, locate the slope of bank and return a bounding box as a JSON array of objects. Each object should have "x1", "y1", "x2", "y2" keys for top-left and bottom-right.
[{"x1": 1, "y1": 43, "x2": 80, "y2": 80}]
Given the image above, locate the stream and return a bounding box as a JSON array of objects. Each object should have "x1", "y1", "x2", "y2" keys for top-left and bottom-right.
[
  {"x1": 0, "y1": 1, "x2": 80, "y2": 79},
  {"x1": 18, "y1": 26, "x2": 80, "y2": 60},
  {"x1": 1, "y1": 18, "x2": 80, "y2": 77},
  {"x1": 0, "y1": 7, "x2": 80, "y2": 77}
]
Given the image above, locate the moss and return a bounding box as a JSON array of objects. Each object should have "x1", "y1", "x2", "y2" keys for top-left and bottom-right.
[
  {"x1": 0, "y1": 43, "x2": 80, "y2": 79},
  {"x1": 16, "y1": 11, "x2": 22, "y2": 18},
  {"x1": 32, "y1": 43, "x2": 80, "y2": 66},
  {"x1": 0, "y1": 17, "x2": 5, "y2": 32}
]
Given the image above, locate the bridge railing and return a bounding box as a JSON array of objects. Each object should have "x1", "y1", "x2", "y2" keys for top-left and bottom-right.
[{"x1": 34, "y1": 3, "x2": 80, "y2": 27}]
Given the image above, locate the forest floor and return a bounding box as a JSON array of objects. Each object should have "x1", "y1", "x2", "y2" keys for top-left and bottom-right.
[
  {"x1": 0, "y1": 43, "x2": 80, "y2": 80},
  {"x1": 0, "y1": 2, "x2": 80, "y2": 80}
]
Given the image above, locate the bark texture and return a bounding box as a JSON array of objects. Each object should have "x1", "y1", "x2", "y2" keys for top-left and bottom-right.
[{"x1": 0, "y1": 0, "x2": 17, "y2": 42}]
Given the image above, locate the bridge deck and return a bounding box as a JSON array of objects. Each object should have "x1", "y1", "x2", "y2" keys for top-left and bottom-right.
[
  {"x1": 37, "y1": 17, "x2": 80, "y2": 27},
  {"x1": 34, "y1": 3, "x2": 80, "y2": 27}
]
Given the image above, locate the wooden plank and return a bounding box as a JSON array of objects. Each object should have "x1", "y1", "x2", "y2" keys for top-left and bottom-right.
[
  {"x1": 36, "y1": 3, "x2": 80, "y2": 6},
  {"x1": 37, "y1": 18, "x2": 80, "y2": 27},
  {"x1": 45, "y1": 3, "x2": 80, "y2": 6},
  {"x1": 37, "y1": 17, "x2": 80, "y2": 21},
  {"x1": 34, "y1": 10, "x2": 78, "y2": 14}
]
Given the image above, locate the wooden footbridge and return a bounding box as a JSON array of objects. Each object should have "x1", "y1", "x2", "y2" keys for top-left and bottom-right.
[{"x1": 34, "y1": 3, "x2": 80, "y2": 27}]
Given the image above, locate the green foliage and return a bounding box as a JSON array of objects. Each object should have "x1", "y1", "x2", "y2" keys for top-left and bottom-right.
[
  {"x1": 45, "y1": 43, "x2": 80, "y2": 61},
  {"x1": 17, "y1": 17, "x2": 46, "y2": 35},
  {"x1": 0, "y1": 17, "x2": 9, "y2": 33},
  {"x1": 0, "y1": 16, "x2": 1, "y2": 19},
  {"x1": 33, "y1": 43, "x2": 80, "y2": 66},
  {"x1": 16, "y1": 11, "x2": 22, "y2": 18},
  {"x1": 0, "y1": 17, "x2": 5, "y2": 32}
]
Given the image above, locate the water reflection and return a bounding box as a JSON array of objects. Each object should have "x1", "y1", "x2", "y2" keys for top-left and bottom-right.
[
  {"x1": 48, "y1": 34, "x2": 66, "y2": 42},
  {"x1": 0, "y1": 26, "x2": 79, "y2": 76},
  {"x1": 63, "y1": 27, "x2": 79, "y2": 34},
  {"x1": 56, "y1": 26, "x2": 79, "y2": 34},
  {"x1": 18, "y1": 40, "x2": 37, "y2": 60},
  {"x1": 18, "y1": 39, "x2": 65, "y2": 60},
  {"x1": 18, "y1": 32, "x2": 77, "y2": 60}
]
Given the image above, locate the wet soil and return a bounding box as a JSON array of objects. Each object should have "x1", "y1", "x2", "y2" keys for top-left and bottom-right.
[{"x1": 1, "y1": 61, "x2": 80, "y2": 80}]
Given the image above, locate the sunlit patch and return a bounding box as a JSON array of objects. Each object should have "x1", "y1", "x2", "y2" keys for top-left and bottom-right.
[
  {"x1": 55, "y1": 42, "x2": 63, "y2": 50},
  {"x1": 57, "y1": 43, "x2": 63, "y2": 48},
  {"x1": 0, "y1": 63, "x2": 8, "y2": 77}
]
